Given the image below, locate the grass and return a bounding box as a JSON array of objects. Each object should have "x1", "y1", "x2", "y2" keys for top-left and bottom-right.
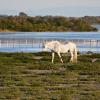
[{"x1": 0, "y1": 52, "x2": 100, "y2": 100}]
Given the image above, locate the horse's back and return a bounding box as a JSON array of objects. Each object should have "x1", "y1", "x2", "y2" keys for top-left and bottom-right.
[
  {"x1": 65, "y1": 42, "x2": 77, "y2": 51},
  {"x1": 67, "y1": 42, "x2": 76, "y2": 46}
]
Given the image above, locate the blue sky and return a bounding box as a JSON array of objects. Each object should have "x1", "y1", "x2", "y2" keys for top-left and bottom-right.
[{"x1": 0, "y1": 0, "x2": 100, "y2": 16}]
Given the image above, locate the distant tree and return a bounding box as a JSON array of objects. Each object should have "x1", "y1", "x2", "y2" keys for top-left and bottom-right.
[
  {"x1": 0, "y1": 14, "x2": 98, "y2": 32},
  {"x1": 19, "y1": 12, "x2": 28, "y2": 17}
]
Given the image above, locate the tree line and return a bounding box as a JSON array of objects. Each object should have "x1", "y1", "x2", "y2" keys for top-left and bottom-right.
[{"x1": 0, "y1": 12, "x2": 98, "y2": 32}]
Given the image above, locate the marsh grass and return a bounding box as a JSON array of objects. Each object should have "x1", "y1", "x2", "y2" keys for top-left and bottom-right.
[{"x1": 0, "y1": 52, "x2": 100, "y2": 99}]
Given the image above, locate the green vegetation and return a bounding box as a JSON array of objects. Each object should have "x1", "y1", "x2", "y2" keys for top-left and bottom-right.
[
  {"x1": 82, "y1": 16, "x2": 100, "y2": 24},
  {"x1": 0, "y1": 13, "x2": 98, "y2": 32},
  {"x1": 0, "y1": 52, "x2": 100, "y2": 99}
]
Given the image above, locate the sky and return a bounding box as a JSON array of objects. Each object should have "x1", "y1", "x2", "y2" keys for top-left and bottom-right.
[{"x1": 0, "y1": 0, "x2": 100, "y2": 17}]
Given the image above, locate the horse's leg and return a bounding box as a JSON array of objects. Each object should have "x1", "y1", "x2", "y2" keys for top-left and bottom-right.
[
  {"x1": 57, "y1": 52, "x2": 63, "y2": 63},
  {"x1": 70, "y1": 51, "x2": 74, "y2": 62},
  {"x1": 52, "y1": 52, "x2": 55, "y2": 63}
]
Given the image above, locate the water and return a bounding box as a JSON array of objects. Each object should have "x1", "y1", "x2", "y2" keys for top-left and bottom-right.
[
  {"x1": 92, "y1": 24, "x2": 100, "y2": 32},
  {"x1": 0, "y1": 32, "x2": 100, "y2": 53},
  {"x1": 0, "y1": 32, "x2": 100, "y2": 40}
]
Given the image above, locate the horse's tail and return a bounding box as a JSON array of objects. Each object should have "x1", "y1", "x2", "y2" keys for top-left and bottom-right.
[{"x1": 73, "y1": 46, "x2": 77, "y2": 63}]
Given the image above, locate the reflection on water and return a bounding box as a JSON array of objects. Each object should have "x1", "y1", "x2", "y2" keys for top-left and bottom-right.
[{"x1": 0, "y1": 32, "x2": 100, "y2": 53}]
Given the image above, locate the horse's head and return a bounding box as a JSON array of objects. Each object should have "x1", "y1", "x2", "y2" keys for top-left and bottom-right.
[{"x1": 42, "y1": 41, "x2": 50, "y2": 51}]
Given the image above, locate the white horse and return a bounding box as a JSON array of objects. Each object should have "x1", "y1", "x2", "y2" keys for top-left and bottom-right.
[{"x1": 43, "y1": 41, "x2": 77, "y2": 63}]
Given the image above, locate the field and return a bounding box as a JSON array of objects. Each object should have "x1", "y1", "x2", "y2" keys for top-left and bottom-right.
[{"x1": 0, "y1": 52, "x2": 100, "y2": 100}]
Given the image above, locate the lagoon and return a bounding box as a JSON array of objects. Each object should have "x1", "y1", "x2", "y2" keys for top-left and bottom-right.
[{"x1": 0, "y1": 32, "x2": 100, "y2": 53}]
